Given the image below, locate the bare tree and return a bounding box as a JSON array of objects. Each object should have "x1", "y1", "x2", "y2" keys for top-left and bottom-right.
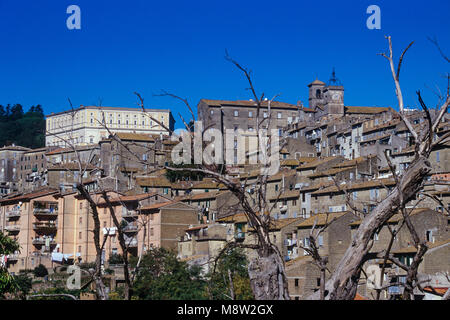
[{"x1": 308, "y1": 35, "x2": 449, "y2": 300}]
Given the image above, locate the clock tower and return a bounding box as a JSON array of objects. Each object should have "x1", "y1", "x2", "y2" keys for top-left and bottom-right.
[{"x1": 323, "y1": 68, "x2": 344, "y2": 116}]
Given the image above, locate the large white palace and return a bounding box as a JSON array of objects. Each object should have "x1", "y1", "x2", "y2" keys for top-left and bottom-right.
[{"x1": 45, "y1": 105, "x2": 174, "y2": 147}]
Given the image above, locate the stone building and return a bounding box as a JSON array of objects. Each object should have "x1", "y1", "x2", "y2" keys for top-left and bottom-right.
[
  {"x1": 286, "y1": 211, "x2": 359, "y2": 299},
  {"x1": 18, "y1": 147, "x2": 51, "y2": 192},
  {"x1": 99, "y1": 132, "x2": 158, "y2": 191},
  {"x1": 0, "y1": 145, "x2": 29, "y2": 196},
  {"x1": 139, "y1": 201, "x2": 199, "y2": 250}
]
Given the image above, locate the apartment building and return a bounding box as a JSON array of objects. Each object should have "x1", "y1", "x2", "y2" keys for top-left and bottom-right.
[
  {"x1": 45, "y1": 105, "x2": 174, "y2": 147},
  {"x1": 0, "y1": 188, "x2": 61, "y2": 273}
]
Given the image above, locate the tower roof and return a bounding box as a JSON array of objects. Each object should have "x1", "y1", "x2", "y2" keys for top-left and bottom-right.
[{"x1": 308, "y1": 79, "x2": 325, "y2": 87}]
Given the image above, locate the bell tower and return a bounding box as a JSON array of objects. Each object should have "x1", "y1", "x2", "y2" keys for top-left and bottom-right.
[
  {"x1": 323, "y1": 68, "x2": 344, "y2": 115},
  {"x1": 308, "y1": 78, "x2": 326, "y2": 110}
]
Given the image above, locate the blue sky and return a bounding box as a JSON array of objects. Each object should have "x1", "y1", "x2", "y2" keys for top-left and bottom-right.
[{"x1": 0, "y1": 0, "x2": 448, "y2": 128}]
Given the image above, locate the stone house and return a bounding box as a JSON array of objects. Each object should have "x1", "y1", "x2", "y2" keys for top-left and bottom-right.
[
  {"x1": 0, "y1": 145, "x2": 30, "y2": 196},
  {"x1": 138, "y1": 201, "x2": 199, "y2": 251}
]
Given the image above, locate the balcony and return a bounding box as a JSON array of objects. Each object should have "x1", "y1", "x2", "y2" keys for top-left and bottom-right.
[
  {"x1": 5, "y1": 225, "x2": 20, "y2": 233},
  {"x1": 6, "y1": 253, "x2": 19, "y2": 261},
  {"x1": 33, "y1": 222, "x2": 57, "y2": 231},
  {"x1": 32, "y1": 238, "x2": 56, "y2": 246},
  {"x1": 124, "y1": 237, "x2": 138, "y2": 247},
  {"x1": 31, "y1": 251, "x2": 51, "y2": 258},
  {"x1": 33, "y1": 208, "x2": 58, "y2": 217},
  {"x1": 122, "y1": 210, "x2": 139, "y2": 218},
  {"x1": 6, "y1": 209, "x2": 20, "y2": 219},
  {"x1": 122, "y1": 224, "x2": 139, "y2": 233}
]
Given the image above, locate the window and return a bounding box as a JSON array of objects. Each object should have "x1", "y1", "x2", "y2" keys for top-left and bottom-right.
[
  {"x1": 150, "y1": 228, "x2": 154, "y2": 236},
  {"x1": 436, "y1": 151, "x2": 440, "y2": 163},
  {"x1": 248, "y1": 111, "x2": 253, "y2": 117},
  {"x1": 79, "y1": 217, "x2": 82, "y2": 224},
  {"x1": 234, "y1": 110, "x2": 239, "y2": 117},
  {"x1": 277, "y1": 112, "x2": 282, "y2": 119},
  {"x1": 210, "y1": 110, "x2": 214, "y2": 115},
  {"x1": 318, "y1": 235, "x2": 323, "y2": 246},
  {"x1": 316, "y1": 89, "x2": 321, "y2": 99},
  {"x1": 263, "y1": 112, "x2": 268, "y2": 118},
  {"x1": 303, "y1": 237, "x2": 310, "y2": 248},
  {"x1": 79, "y1": 232, "x2": 82, "y2": 240},
  {"x1": 426, "y1": 230, "x2": 434, "y2": 242},
  {"x1": 295, "y1": 279, "x2": 299, "y2": 287}
]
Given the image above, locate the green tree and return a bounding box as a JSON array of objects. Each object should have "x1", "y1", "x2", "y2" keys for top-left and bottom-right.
[
  {"x1": 0, "y1": 104, "x2": 45, "y2": 148},
  {"x1": 0, "y1": 231, "x2": 20, "y2": 298},
  {"x1": 132, "y1": 248, "x2": 207, "y2": 300},
  {"x1": 207, "y1": 247, "x2": 254, "y2": 300},
  {"x1": 12, "y1": 273, "x2": 32, "y2": 300}
]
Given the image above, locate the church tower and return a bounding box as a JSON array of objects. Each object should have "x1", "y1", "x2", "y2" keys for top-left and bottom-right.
[
  {"x1": 308, "y1": 79, "x2": 326, "y2": 110},
  {"x1": 323, "y1": 68, "x2": 344, "y2": 115}
]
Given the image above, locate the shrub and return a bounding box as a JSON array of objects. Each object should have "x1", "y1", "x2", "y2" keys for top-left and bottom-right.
[{"x1": 33, "y1": 264, "x2": 48, "y2": 278}]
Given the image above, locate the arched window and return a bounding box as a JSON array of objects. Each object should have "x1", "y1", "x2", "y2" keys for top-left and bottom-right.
[{"x1": 316, "y1": 89, "x2": 322, "y2": 99}]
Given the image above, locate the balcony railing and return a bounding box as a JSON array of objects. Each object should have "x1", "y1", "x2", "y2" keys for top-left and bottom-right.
[
  {"x1": 122, "y1": 210, "x2": 139, "y2": 218},
  {"x1": 122, "y1": 224, "x2": 139, "y2": 233},
  {"x1": 32, "y1": 238, "x2": 56, "y2": 245},
  {"x1": 33, "y1": 208, "x2": 58, "y2": 216},
  {"x1": 6, "y1": 253, "x2": 19, "y2": 261},
  {"x1": 33, "y1": 222, "x2": 57, "y2": 230},
  {"x1": 5, "y1": 225, "x2": 20, "y2": 233},
  {"x1": 6, "y1": 209, "x2": 20, "y2": 218},
  {"x1": 124, "y1": 238, "x2": 138, "y2": 247}
]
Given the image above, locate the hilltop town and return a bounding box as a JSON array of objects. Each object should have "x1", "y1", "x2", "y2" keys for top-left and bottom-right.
[{"x1": 1, "y1": 74, "x2": 449, "y2": 300}]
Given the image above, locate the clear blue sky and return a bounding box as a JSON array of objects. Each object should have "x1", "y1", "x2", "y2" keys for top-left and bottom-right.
[{"x1": 0, "y1": 0, "x2": 448, "y2": 128}]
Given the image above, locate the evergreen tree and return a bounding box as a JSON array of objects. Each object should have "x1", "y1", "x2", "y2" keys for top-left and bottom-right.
[{"x1": 0, "y1": 104, "x2": 45, "y2": 148}]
